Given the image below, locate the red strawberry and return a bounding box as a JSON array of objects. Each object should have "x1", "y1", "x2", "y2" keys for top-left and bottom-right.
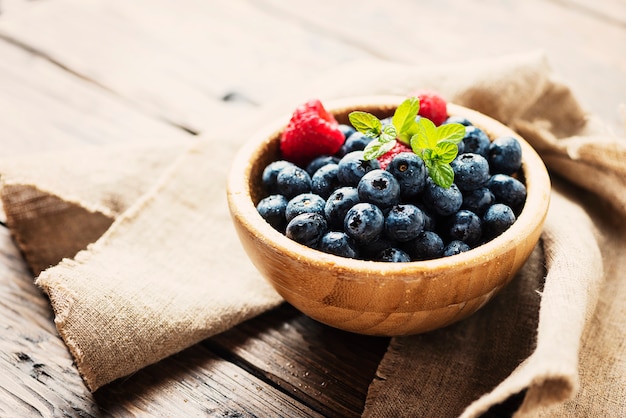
[
  {"x1": 377, "y1": 141, "x2": 413, "y2": 170},
  {"x1": 411, "y1": 90, "x2": 448, "y2": 126},
  {"x1": 280, "y1": 99, "x2": 345, "y2": 167}
]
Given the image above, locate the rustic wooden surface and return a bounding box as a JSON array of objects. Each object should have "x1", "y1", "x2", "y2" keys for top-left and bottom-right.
[{"x1": 0, "y1": 0, "x2": 624, "y2": 416}]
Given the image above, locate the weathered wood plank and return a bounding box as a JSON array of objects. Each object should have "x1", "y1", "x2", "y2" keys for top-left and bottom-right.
[
  {"x1": 0, "y1": 227, "x2": 98, "y2": 416},
  {"x1": 1, "y1": 0, "x2": 623, "y2": 135},
  {"x1": 260, "y1": 0, "x2": 626, "y2": 132},
  {"x1": 0, "y1": 38, "x2": 191, "y2": 157},
  {"x1": 95, "y1": 344, "x2": 324, "y2": 417},
  {"x1": 0, "y1": 226, "x2": 325, "y2": 417},
  {"x1": 0, "y1": 0, "x2": 371, "y2": 133},
  {"x1": 207, "y1": 305, "x2": 390, "y2": 418}
]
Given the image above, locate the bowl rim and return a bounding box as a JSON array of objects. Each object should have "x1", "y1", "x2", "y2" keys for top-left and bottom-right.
[{"x1": 227, "y1": 95, "x2": 551, "y2": 280}]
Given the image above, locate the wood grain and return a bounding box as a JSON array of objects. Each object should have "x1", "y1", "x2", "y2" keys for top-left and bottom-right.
[
  {"x1": 0, "y1": 0, "x2": 624, "y2": 415},
  {"x1": 207, "y1": 305, "x2": 390, "y2": 418}
]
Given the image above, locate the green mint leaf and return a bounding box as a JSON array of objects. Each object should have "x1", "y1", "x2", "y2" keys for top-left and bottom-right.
[
  {"x1": 349, "y1": 111, "x2": 382, "y2": 137},
  {"x1": 392, "y1": 97, "x2": 420, "y2": 136},
  {"x1": 397, "y1": 122, "x2": 418, "y2": 145},
  {"x1": 410, "y1": 117, "x2": 438, "y2": 152},
  {"x1": 421, "y1": 148, "x2": 433, "y2": 162},
  {"x1": 363, "y1": 138, "x2": 397, "y2": 160},
  {"x1": 428, "y1": 162, "x2": 455, "y2": 188},
  {"x1": 380, "y1": 123, "x2": 398, "y2": 143},
  {"x1": 434, "y1": 122, "x2": 465, "y2": 144},
  {"x1": 432, "y1": 140, "x2": 459, "y2": 164}
]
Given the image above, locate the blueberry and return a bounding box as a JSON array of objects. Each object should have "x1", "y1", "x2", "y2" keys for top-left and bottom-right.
[
  {"x1": 262, "y1": 160, "x2": 295, "y2": 194},
  {"x1": 488, "y1": 136, "x2": 522, "y2": 175},
  {"x1": 276, "y1": 165, "x2": 312, "y2": 199},
  {"x1": 318, "y1": 231, "x2": 359, "y2": 259},
  {"x1": 357, "y1": 169, "x2": 401, "y2": 208},
  {"x1": 285, "y1": 212, "x2": 327, "y2": 248},
  {"x1": 376, "y1": 247, "x2": 411, "y2": 262},
  {"x1": 384, "y1": 204, "x2": 425, "y2": 242},
  {"x1": 419, "y1": 207, "x2": 437, "y2": 231},
  {"x1": 386, "y1": 152, "x2": 428, "y2": 198},
  {"x1": 443, "y1": 209, "x2": 482, "y2": 247},
  {"x1": 358, "y1": 236, "x2": 397, "y2": 260},
  {"x1": 462, "y1": 187, "x2": 495, "y2": 216},
  {"x1": 285, "y1": 193, "x2": 326, "y2": 223},
  {"x1": 487, "y1": 174, "x2": 527, "y2": 211},
  {"x1": 338, "y1": 124, "x2": 356, "y2": 141},
  {"x1": 444, "y1": 116, "x2": 473, "y2": 126},
  {"x1": 462, "y1": 126, "x2": 491, "y2": 158},
  {"x1": 306, "y1": 155, "x2": 340, "y2": 176},
  {"x1": 403, "y1": 231, "x2": 445, "y2": 261},
  {"x1": 422, "y1": 179, "x2": 463, "y2": 217},
  {"x1": 337, "y1": 151, "x2": 380, "y2": 186},
  {"x1": 324, "y1": 186, "x2": 360, "y2": 229},
  {"x1": 483, "y1": 203, "x2": 516, "y2": 239},
  {"x1": 344, "y1": 202, "x2": 385, "y2": 244},
  {"x1": 443, "y1": 240, "x2": 471, "y2": 257},
  {"x1": 256, "y1": 194, "x2": 288, "y2": 232},
  {"x1": 339, "y1": 132, "x2": 374, "y2": 156},
  {"x1": 450, "y1": 153, "x2": 490, "y2": 191},
  {"x1": 311, "y1": 163, "x2": 340, "y2": 198}
]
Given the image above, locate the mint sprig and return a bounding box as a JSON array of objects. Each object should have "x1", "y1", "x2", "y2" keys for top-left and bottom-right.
[
  {"x1": 347, "y1": 97, "x2": 465, "y2": 188},
  {"x1": 410, "y1": 117, "x2": 464, "y2": 188}
]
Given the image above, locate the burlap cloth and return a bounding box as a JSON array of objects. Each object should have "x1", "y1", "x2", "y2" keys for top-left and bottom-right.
[{"x1": 1, "y1": 51, "x2": 624, "y2": 417}]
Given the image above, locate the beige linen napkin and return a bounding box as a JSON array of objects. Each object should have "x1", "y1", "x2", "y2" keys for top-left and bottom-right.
[{"x1": 1, "y1": 52, "x2": 624, "y2": 416}]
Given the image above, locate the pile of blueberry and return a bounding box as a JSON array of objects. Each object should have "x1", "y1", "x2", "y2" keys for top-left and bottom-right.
[{"x1": 256, "y1": 117, "x2": 526, "y2": 262}]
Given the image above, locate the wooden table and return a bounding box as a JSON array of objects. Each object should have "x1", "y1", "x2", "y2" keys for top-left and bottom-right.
[{"x1": 1, "y1": 1, "x2": 625, "y2": 416}]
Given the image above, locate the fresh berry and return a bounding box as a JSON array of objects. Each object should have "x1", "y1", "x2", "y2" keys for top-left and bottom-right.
[
  {"x1": 419, "y1": 205, "x2": 437, "y2": 231},
  {"x1": 482, "y1": 203, "x2": 516, "y2": 239},
  {"x1": 357, "y1": 169, "x2": 401, "y2": 209},
  {"x1": 344, "y1": 202, "x2": 385, "y2": 244},
  {"x1": 276, "y1": 165, "x2": 312, "y2": 199},
  {"x1": 376, "y1": 247, "x2": 411, "y2": 262},
  {"x1": 285, "y1": 193, "x2": 326, "y2": 223},
  {"x1": 306, "y1": 155, "x2": 339, "y2": 176},
  {"x1": 412, "y1": 90, "x2": 448, "y2": 126},
  {"x1": 324, "y1": 186, "x2": 360, "y2": 230},
  {"x1": 311, "y1": 163, "x2": 340, "y2": 199},
  {"x1": 442, "y1": 209, "x2": 482, "y2": 247},
  {"x1": 422, "y1": 178, "x2": 463, "y2": 217},
  {"x1": 376, "y1": 141, "x2": 413, "y2": 170},
  {"x1": 443, "y1": 240, "x2": 471, "y2": 257},
  {"x1": 262, "y1": 160, "x2": 295, "y2": 194},
  {"x1": 384, "y1": 204, "x2": 425, "y2": 242},
  {"x1": 318, "y1": 231, "x2": 359, "y2": 258},
  {"x1": 337, "y1": 150, "x2": 380, "y2": 186},
  {"x1": 256, "y1": 194, "x2": 288, "y2": 232},
  {"x1": 444, "y1": 115, "x2": 473, "y2": 126},
  {"x1": 280, "y1": 99, "x2": 345, "y2": 166},
  {"x1": 462, "y1": 126, "x2": 491, "y2": 158},
  {"x1": 257, "y1": 98, "x2": 527, "y2": 262},
  {"x1": 403, "y1": 231, "x2": 445, "y2": 261},
  {"x1": 462, "y1": 187, "x2": 495, "y2": 216},
  {"x1": 385, "y1": 152, "x2": 428, "y2": 198},
  {"x1": 285, "y1": 212, "x2": 327, "y2": 248},
  {"x1": 339, "y1": 131, "x2": 374, "y2": 156},
  {"x1": 450, "y1": 153, "x2": 490, "y2": 192},
  {"x1": 338, "y1": 124, "x2": 357, "y2": 141},
  {"x1": 487, "y1": 174, "x2": 527, "y2": 212},
  {"x1": 488, "y1": 136, "x2": 522, "y2": 175}
]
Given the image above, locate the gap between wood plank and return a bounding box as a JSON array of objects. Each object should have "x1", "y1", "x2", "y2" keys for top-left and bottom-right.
[{"x1": 0, "y1": 32, "x2": 200, "y2": 136}]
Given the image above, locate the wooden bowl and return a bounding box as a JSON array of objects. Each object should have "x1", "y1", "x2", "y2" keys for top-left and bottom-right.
[{"x1": 227, "y1": 95, "x2": 550, "y2": 336}]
